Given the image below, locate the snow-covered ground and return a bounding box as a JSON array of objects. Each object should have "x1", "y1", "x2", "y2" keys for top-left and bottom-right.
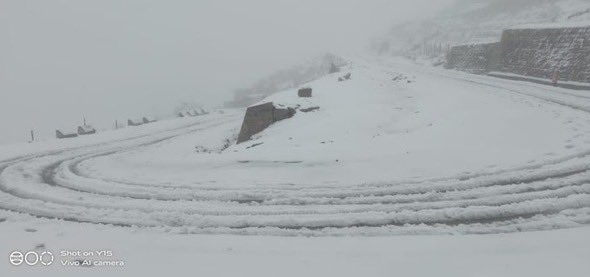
[
  {"x1": 1, "y1": 57, "x2": 589, "y2": 275},
  {"x1": 1, "y1": 217, "x2": 589, "y2": 277},
  {"x1": 72, "y1": 59, "x2": 590, "y2": 186}
]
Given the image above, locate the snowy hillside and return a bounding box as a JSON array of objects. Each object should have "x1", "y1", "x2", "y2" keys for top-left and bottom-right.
[
  {"x1": 1, "y1": 56, "x2": 589, "y2": 234},
  {"x1": 1, "y1": 56, "x2": 590, "y2": 276},
  {"x1": 376, "y1": 0, "x2": 590, "y2": 56}
]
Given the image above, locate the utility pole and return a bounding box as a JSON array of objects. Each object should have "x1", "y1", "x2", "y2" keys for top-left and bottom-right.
[
  {"x1": 30, "y1": 130, "x2": 35, "y2": 143},
  {"x1": 115, "y1": 120, "x2": 118, "y2": 129},
  {"x1": 83, "y1": 115, "x2": 86, "y2": 126}
]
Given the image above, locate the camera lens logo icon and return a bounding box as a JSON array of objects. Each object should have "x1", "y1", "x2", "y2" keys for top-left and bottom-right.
[
  {"x1": 39, "y1": 251, "x2": 54, "y2": 266},
  {"x1": 9, "y1": 251, "x2": 53, "y2": 266},
  {"x1": 9, "y1": 251, "x2": 24, "y2": 266}
]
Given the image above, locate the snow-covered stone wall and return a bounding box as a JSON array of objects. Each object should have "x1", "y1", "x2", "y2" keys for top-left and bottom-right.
[
  {"x1": 499, "y1": 26, "x2": 590, "y2": 82},
  {"x1": 445, "y1": 42, "x2": 500, "y2": 73},
  {"x1": 446, "y1": 25, "x2": 590, "y2": 83}
]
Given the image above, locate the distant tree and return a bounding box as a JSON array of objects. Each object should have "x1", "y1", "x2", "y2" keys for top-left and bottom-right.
[{"x1": 227, "y1": 53, "x2": 347, "y2": 108}]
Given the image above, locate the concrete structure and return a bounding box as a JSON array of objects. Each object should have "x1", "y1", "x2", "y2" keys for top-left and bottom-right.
[
  {"x1": 446, "y1": 25, "x2": 590, "y2": 83},
  {"x1": 127, "y1": 119, "x2": 143, "y2": 126},
  {"x1": 142, "y1": 116, "x2": 157, "y2": 124},
  {"x1": 77, "y1": 125, "x2": 96, "y2": 135},
  {"x1": 298, "y1": 88, "x2": 312, "y2": 98},
  {"x1": 237, "y1": 102, "x2": 296, "y2": 144},
  {"x1": 56, "y1": 130, "x2": 78, "y2": 139}
]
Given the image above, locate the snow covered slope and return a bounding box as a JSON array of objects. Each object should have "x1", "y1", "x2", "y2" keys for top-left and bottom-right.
[
  {"x1": 1, "y1": 56, "x2": 590, "y2": 276},
  {"x1": 1, "y1": 57, "x2": 589, "y2": 236}
]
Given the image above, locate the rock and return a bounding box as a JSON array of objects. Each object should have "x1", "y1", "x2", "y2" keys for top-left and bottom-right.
[
  {"x1": 338, "y1": 73, "x2": 352, "y2": 81},
  {"x1": 300, "y1": 106, "x2": 320, "y2": 113},
  {"x1": 246, "y1": 142, "x2": 264, "y2": 149}
]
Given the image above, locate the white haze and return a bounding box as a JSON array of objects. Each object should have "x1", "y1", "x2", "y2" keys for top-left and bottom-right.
[{"x1": 0, "y1": 0, "x2": 453, "y2": 145}]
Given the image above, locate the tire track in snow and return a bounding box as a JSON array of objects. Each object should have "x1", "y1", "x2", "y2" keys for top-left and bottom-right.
[
  {"x1": 2, "y1": 133, "x2": 590, "y2": 234},
  {"x1": 1, "y1": 70, "x2": 590, "y2": 235}
]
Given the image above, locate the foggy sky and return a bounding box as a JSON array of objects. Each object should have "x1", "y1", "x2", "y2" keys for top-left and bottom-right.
[{"x1": 0, "y1": 0, "x2": 453, "y2": 145}]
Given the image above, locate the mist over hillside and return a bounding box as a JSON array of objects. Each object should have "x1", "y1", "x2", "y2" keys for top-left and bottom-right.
[
  {"x1": 375, "y1": 0, "x2": 590, "y2": 57},
  {"x1": 225, "y1": 53, "x2": 347, "y2": 108}
]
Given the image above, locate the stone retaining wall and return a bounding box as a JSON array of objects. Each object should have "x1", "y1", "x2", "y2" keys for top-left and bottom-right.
[
  {"x1": 499, "y1": 26, "x2": 590, "y2": 82},
  {"x1": 445, "y1": 42, "x2": 500, "y2": 73},
  {"x1": 446, "y1": 25, "x2": 590, "y2": 83}
]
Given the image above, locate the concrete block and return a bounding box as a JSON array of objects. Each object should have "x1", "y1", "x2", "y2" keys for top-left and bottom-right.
[
  {"x1": 56, "y1": 130, "x2": 78, "y2": 139},
  {"x1": 237, "y1": 102, "x2": 295, "y2": 143},
  {"x1": 77, "y1": 125, "x2": 96, "y2": 135},
  {"x1": 298, "y1": 88, "x2": 312, "y2": 98}
]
